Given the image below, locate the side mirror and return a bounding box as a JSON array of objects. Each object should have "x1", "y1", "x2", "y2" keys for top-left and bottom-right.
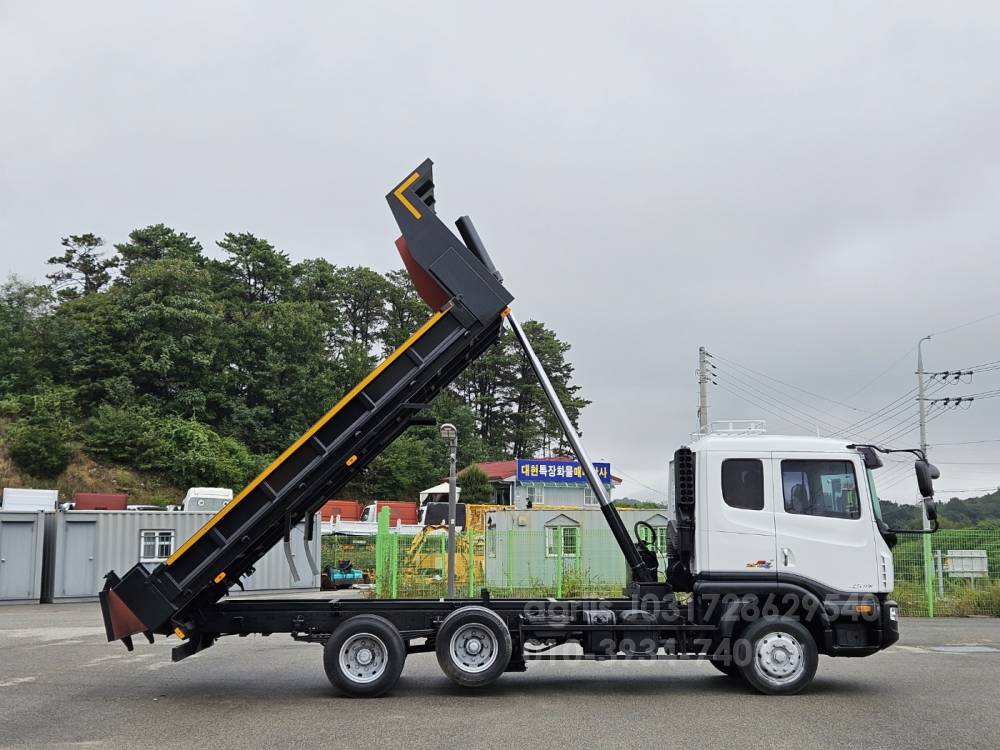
[
  {"x1": 856, "y1": 445, "x2": 884, "y2": 470},
  {"x1": 915, "y1": 460, "x2": 939, "y2": 498}
]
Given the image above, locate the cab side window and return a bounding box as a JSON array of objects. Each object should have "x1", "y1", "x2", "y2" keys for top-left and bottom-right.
[
  {"x1": 721, "y1": 459, "x2": 765, "y2": 510},
  {"x1": 781, "y1": 460, "x2": 860, "y2": 519}
]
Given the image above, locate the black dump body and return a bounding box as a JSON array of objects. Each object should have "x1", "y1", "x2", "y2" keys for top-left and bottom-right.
[{"x1": 100, "y1": 159, "x2": 514, "y2": 649}]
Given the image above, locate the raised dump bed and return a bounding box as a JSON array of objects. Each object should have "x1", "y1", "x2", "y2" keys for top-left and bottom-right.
[{"x1": 101, "y1": 159, "x2": 514, "y2": 648}]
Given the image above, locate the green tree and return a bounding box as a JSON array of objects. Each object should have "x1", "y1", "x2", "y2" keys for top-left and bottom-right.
[
  {"x1": 222, "y1": 301, "x2": 339, "y2": 453},
  {"x1": 5, "y1": 386, "x2": 78, "y2": 478},
  {"x1": 116, "y1": 257, "x2": 226, "y2": 421},
  {"x1": 331, "y1": 266, "x2": 389, "y2": 352},
  {"x1": 452, "y1": 334, "x2": 515, "y2": 456},
  {"x1": 46, "y1": 234, "x2": 118, "y2": 298},
  {"x1": 43, "y1": 290, "x2": 132, "y2": 412},
  {"x1": 0, "y1": 278, "x2": 52, "y2": 396},
  {"x1": 215, "y1": 232, "x2": 292, "y2": 309},
  {"x1": 457, "y1": 465, "x2": 493, "y2": 504},
  {"x1": 115, "y1": 224, "x2": 203, "y2": 275},
  {"x1": 381, "y1": 268, "x2": 428, "y2": 354},
  {"x1": 360, "y1": 431, "x2": 440, "y2": 501},
  {"x1": 140, "y1": 416, "x2": 262, "y2": 488},
  {"x1": 7, "y1": 422, "x2": 73, "y2": 478}
]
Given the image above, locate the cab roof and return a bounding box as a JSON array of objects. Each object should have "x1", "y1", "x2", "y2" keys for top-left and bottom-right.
[{"x1": 690, "y1": 434, "x2": 860, "y2": 455}]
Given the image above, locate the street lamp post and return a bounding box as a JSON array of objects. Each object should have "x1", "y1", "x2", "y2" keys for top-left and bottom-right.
[{"x1": 440, "y1": 423, "x2": 458, "y2": 598}]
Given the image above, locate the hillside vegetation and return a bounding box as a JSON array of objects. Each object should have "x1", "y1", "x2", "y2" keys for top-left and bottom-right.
[{"x1": 0, "y1": 227, "x2": 588, "y2": 504}]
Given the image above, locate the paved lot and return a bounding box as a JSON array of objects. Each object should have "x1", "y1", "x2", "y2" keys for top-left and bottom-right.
[{"x1": 1, "y1": 602, "x2": 998, "y2": 750}]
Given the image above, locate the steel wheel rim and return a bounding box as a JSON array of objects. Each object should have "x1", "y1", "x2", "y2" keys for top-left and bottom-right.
[
  {"x1": 339, "y1": 633, "x2": 388, "y2": 684},
  {"x1": 753, "y1": 631, "x2": 804, "y2": 686},
  {"x1": 449, "y1": 623, "x2": 499, "y2": 673}
]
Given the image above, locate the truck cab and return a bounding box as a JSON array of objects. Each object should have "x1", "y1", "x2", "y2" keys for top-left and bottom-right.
[
  {"x1": 683, "y1": 433, "x2": 893, "y2": 594},
  {"x1": 181, "y1": 487, "x2": 234, "y2": 513},
  {"x1": 665, "y1": 431, "x2": 914, "y2": 661}
]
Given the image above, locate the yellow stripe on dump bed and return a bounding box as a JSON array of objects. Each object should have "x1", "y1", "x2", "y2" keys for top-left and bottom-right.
[
  {"x1": 165, "y1": 306, "x2": 451, "y2": 566},
  {"x1": 394, "y1": 171, "x2": 423, "y2": 219}
]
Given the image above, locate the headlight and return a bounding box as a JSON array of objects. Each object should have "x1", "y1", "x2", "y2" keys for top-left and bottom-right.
[{"x1": 889, "y1": 605, "x2": 898, "y2": 622}]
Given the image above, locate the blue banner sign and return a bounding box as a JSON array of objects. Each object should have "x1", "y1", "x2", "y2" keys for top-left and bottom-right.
[{"x1": 516, "y1": 458, "x2": 612, "y2": 485}]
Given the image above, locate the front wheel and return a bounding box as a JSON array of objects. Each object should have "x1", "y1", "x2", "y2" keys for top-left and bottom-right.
[
  {"x1": 324, "y1": 615, "x2": 406, "y2": 698},
  {"x1": 737, "y1": 617, "x2": 818, "y2": 695},
  {"x1": 708, "y1": 658, "x2": 742, "y2": 679}
]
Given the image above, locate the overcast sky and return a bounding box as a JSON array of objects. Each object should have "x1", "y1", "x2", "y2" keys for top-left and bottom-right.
[{"x1": 2, "y1": 2, "x2": 999, "y2": 504}]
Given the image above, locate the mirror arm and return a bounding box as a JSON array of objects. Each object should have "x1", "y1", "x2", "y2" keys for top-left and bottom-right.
[{"x1": 889, "y1": 518, "x2": 938, "y2": 535}]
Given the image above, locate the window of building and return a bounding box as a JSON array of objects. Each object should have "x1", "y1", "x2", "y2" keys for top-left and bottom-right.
[
  {"x1": 525, "y1": 485, "x2": 543, "y2": 505},
  {"x1": 583, "y1": 485, "x2": 599, "y2": 506},
  {"x1": 140, "y1": 530, "x2": 175, "y2": 562},
  {"x1": 781, "y1": 460, "x2": 860, "y2": 519},
  {"x1": 545, "y1": 526, "x2": 579, "y2": 557},
  {"x1": 721, "y1": 458, "x2": 765, "y2": 510},
  {"x1": 486, "y1": 528, "x2": 498, "y2": 558},
  {"x1": 654, "y1": 527, "x2": 669, "y2": 555}
]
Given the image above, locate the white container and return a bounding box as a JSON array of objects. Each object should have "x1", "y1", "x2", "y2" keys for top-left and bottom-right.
[
  {"x1": 2, "y1": 488, "x2": 59, "y2": 512},
  {"x1": 0, "y1": 511, "x2": 46, "y2": 604}
]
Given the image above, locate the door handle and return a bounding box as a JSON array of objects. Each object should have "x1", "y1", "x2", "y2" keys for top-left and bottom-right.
[{"x1": 781, "y1": 547, "x2": 791, "y2": 566}]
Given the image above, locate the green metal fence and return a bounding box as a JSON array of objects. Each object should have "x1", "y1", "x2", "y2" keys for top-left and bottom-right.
[
  {"x1": 321, "y1": 510, "x2": 1000, "y2": 616},
  {"x1": 891, "y1": 528, "x2": 1000, "y2": 617}
]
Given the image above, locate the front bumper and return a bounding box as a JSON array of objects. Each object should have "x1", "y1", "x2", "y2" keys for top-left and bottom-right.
[{"x1": 821, "y1": 596, "x2": 899, "y2": 656}]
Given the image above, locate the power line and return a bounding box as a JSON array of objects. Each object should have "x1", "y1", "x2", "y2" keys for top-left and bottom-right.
[
  {"x1": 614, "y1": 468, "x2": 667, "y2": 498},
  {"x1": 714, "y1": 382, "x2": 822, "y2": 435},
  {"x1": 934, "y1": 438, "x2": 1000, "y2": 446},
  {"x1": 834, "y1": 385, "x2": 920, "y2": 436},
  {"x1": 840, "y1": 345, "x2": 916, "y2": 401},
  {"x1": 931, "y1": 310, "x2": 1000, "y2": 337},
  {"x1": 712, "y1": 365, "x2": 848, "y2": 434},
  {"x1": 707, "y1": 352, "x2": 865, "y2": 414}
]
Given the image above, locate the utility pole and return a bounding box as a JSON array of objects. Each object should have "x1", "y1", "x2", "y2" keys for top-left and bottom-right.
[
  {"x1": 916, "y1": 335, "x2": 934, "y2": 617},
  {"x1": 698, "y1": 346, "x2": 709, "y2": 434},
  {"x1": 917, "y1": 335, "x2": 932, "y2": 459}
]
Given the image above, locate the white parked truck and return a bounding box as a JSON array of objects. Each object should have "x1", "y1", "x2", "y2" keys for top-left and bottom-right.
[
  {"x1": 180, "y1": 487, "x2": 233, "y2": 513},
  {"x1": 99, "y1": 159, "x2": 939, "y2": 698}
]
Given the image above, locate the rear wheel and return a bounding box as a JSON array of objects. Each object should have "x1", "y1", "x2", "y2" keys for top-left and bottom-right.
[
  {"x1": 435, "y1": 606, "x2": 512, "y2": 688},
  {"x1": 324, "y1": 615, "x2": 406, "y2": 698},
  {"x1": 737, "y1": 617, "x2": 818, "y2": 695}
]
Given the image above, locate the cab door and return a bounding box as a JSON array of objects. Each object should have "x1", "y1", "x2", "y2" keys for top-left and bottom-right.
[
  {"x1": 703, "y1": 452, "x2": 777, "y2": 577},
  {"x1": 771, "y1": 453, "x2": 878, "y2": 593}
]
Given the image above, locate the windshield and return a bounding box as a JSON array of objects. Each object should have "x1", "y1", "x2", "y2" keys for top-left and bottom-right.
[{"x1": 866, "y1": 469, "x2": 884, "y2": 522}]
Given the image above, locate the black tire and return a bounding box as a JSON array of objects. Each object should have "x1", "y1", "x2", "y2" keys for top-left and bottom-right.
[
  {"x1": 324, "y1": 615, "x2": 406, "y2": 698},
  {"x1": 435, "y1": 606, "x2": 512, "y2": 688},
  {"x1": 708, "y1": 658, "x2": 742, "y2": 678},
  {"x1": 737, "y1": 617, "x2": 818, "y2": 696}
]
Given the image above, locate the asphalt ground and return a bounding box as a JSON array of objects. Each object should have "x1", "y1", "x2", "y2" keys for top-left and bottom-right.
[{"x1": 1, "y1": 601, "x2": 998, "y2": 750}]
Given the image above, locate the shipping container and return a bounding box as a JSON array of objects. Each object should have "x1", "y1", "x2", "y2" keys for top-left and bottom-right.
[
  {"x1": 0, "y1": 511, "x2": 46, "y2": 604},
  {"x1": 360, "y1": 501, "x2": 418, "y2": 525},
  {"x1": 42, "y1": 510, "x2": 321, "y2": 602},
  {"x1": 2, "y1": 488, "x2": 58, "y2": 512},
  {"x1": 73, "y1": 493, "x2": 128, "y2": 511},
  {"x1": 320, "y1": 499, "x2": 362, "y2": 522}
]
